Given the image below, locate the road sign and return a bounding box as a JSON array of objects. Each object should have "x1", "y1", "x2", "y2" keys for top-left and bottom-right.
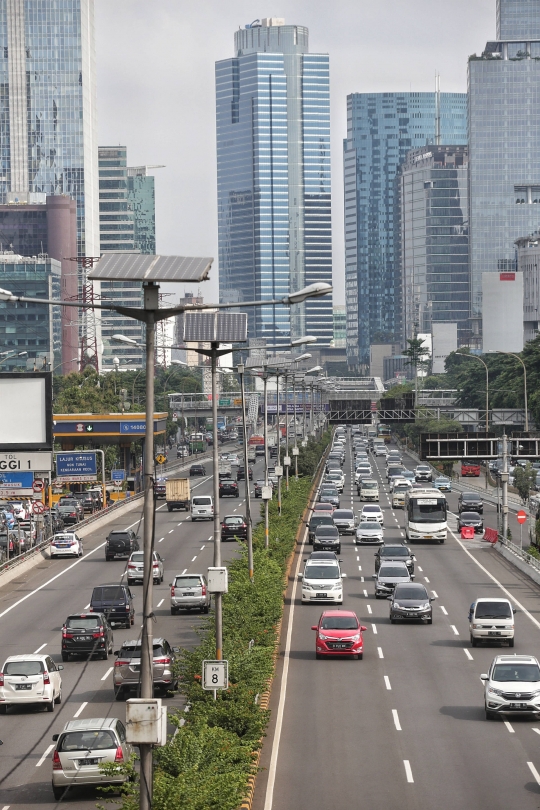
[
  {"x1": 112, "y1": 469, "x2": 126, "y2": 483},
  {"x1": 0, "y1": 452, "x2": 52, "y2": 472},
  {"x1": 172, "y1": 412, "x2": 178, "y2": 419},
  {"x1": 517, "y1": 510, "x2": 527, "y2": 524},
  {"x1": 0, "y1": 471, "x2": 34, "y2": 495},
  {"x1": 32, "y1": 479, "x2": 44, "y2": 493},
  {"x1": 202, "y1": 660, "x2": 228, "y2": 691},
  {"x1": 32, "y1": 500, "x2": 45, "y2": 515},
  {"x1": 120, "y1": 421, "x2": 146, "y2": 434},
  {"x1": 56, "y1": 452, "x2": 97, "y2": 481},
  {"x1": 155, "y1": 454, "x2": 167, "y2": 465}
]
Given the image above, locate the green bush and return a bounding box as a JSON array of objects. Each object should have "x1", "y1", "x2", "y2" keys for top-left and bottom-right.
[{"x1": 106, "y1": 457, "x2": 325, "y2": 810}]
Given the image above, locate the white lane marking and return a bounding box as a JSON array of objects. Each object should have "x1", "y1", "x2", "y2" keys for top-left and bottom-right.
[
  {"x1": 392, "y1": 709, "x2": 402, "y2": 730},
  {"x1": 464, "y1": 648, "x2": 474, "y2": 661},
  {"x1": 157, "y1": 599, "x2": 164, "y2": 608},
  {"x1": 424, "y1": 577, "x2": 430, "y2": 583},
  {"x1": 363, "y1": 589, "x2": 368, "y2": 597},
  {"x1": 450, "y1": 528, "x2": 540, "y2": 633},
  {"x1": 191, "y1": 556, "x2": 197, "y2": 562},
  {"x1": 101, "y1": 666, "x2": 113, "y2": 681},
  {"x1": 169, "y1": 529, "x2": 174, "y2": 534},
  {"x1": 73, "y1": 701, "x2": 88, "y2": 718},
  {"x1": 201, "y1": 545, "x2": 205, "y2": 550},
  {"x1": 404, "y1": 760, "x2": 414, "y2": 783},
  {"x1": 181, "y1": 568, "x2": 187, "y2": 575},
  {"x1": 159, "y1": 537, "x2": 165, "y2": 542},
  {"x1": 451, "y1": 625, "x2": 459, "y2": 635},
  {"x1": 367, "y1": 605, "x2": 372, "y2": 614},
  {"x1": 0, "y1": 516, "x2": 142, "y2": 620},
  {"x1": 358, "y1": 565, "x2": 362, "y2": 571},
  {"x1": 440, "y1": 606, "x2": 448, "y2": 615},
  {"x1": 400, "y1": 531, "x2": 404, "y2": 537},
  {"x1": 417, "y1": 566, "x2": 423, "y2": 572},
  {"x1": 432, "y1": 591, "x2": 438, "y2": 598},
  {"x1": 36, "y1": 744, "x2": 54, "y2": 767},
  {"x1": 372, "y1": 623, "x2": 377, "y2": 634},
  {"x1": 528, "y1": 761, "x2": 540, "y2": 785},
  {"x1": 533, "y1": 728, "x2": 540, "y2": 736},
  {"x1": 2, "y1": 805, "x2": 10, "y2": 809},
  {"x1": 207, "y1": 535, "x2": 212, "y2": 542},
  {"x1": 84, "y1": 604, "x2": 90, "y2": 610},
  {"x1": 361, "y1": 576, "x2": 364, "y2": 582},
  {"x1": 263, "y1": 498, "x2": 307, "y2": 810},
  {"x1": 504, "y1": 720, "x2": 515, "y2": 734},
  {"x1": 356, "y1": 556, "x2": 360, "y2": 561},
  {"x1": 177, "y1": 523, "x2": 182, "y2": 527},
  {"x1": 384, "y1": 675, "x2": 391, "y2": 690},
  {"x1": 378, "y1": 647, "x2": 384, "y2": 658},
  {"x1": 33, "y1": 643, "x2": 47, "y2": 654}
]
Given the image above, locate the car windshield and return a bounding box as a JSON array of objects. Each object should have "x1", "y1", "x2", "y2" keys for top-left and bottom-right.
[
  {"x1": 461, "y1": 512, "x2": 481, "y2": 520},
  {"x1": 394, "y1": 585, "x2": 428, "y2": 600},
  {"x1": 475, "y1": 602, "x2": 512, "y2": 619},
  {"x1": 192, "y1": 497, "x2": 211, "y2": 506},
  {"x1": 316, "y1": 527, "x2": 338, "y2": 537},
  {"x1": 305, "y1": 565, "x2": 340, "y2": 580},
  {"x1": 66, "y1": 616, "x2": 100, "y2": 629},
  {"x1": 362, "y1": 482, "x2": 377, "y2": 489},
  {"x1": 59, "y1": 730, "x2": 117, "y2": 752},
  {"x1": 174, "y1": 577, "x2": 201, "y2": 588},
  {"x1": 379, "y1": 565, "x2": 409, "y2": 577},
  {"x1": 363, "y1": 506, "x2": 381, "y2": 513},
  {"x1": 314, "y1": 504, "x2": 332, "y2": 511},
  {"x1": 321, "y1": 488, "x2": 337, "y2": 495},
  {"x1": 320, "y1": 616, "x2": 358, "y2": 630},
  {"x1": 4, "y1": 660, "x2": 44, "y2": 675},
  {"x1": 410, "y1": 498, "x2": 446, "y2": 523},
  {"x1": 92, "y1": 587, "x2": 127, "y2": 601},
  {"x1": 358, "y1": 522, "x2": 380, "y2": 530},
  {"x1": 333, "y1": 511, "x2": 353, "y2": 519},
  {"x1": 463, "y1": 494, "x2": 481, "y2": 501},
  {"x1": 492, "y1": 664, "x2": 540, "y2": 682},
  {"x1": 381, "y1": 547, "x2": 408, "y2": 556}
]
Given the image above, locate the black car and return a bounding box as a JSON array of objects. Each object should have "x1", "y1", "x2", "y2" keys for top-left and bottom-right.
[
  {"x1": 374, "y1": 544, "x2": 416, "y2": 574},
  {"x1": 458, "y1": 492, "x2": 484, "y2": 514},
  {"x1": 56, "y1": 500, "x2": 82, "y2": 526},
  {"x1": 236, "y1": 466, "x2": 253, "y2": 481},
  {"x1": 49, "y1": 507, "x2": 65, "y2": 533},
  {"x1": 308, "y1": 514, "x2": 335, "y2": 544},
  {"x1": 190, "y1": 464, "x2": 207, "y2": 477},
  {"x1": 389, "y1": 583, "x2": 434, "y2": 623},
  {"x1": 313, "y1": 525, "x2": 341, "y2": 554},
  {"x1": 254, "y1": 479, "x2": 264, "y2": 498},
  {"x1": 458, "y1": 511, "x2": 484, "y2": 533},
  {"x1": 89, "y1": 584, "x2": 135, "y2": 628},
  {"x1": 221, "y1": 515, "x2": 248, "y2": 541},
  {"x1": 105, "y1": 529, "x2": 139, "y2": 561},
  {"x1": 61, "y1": 612, "x2": 114, "y2": 661},
  {"x1": 73, "y1": 492, "x2": 99, "y2": 514},
  {"x1": 219, "y1": 480, "x2": 239, "y2": 498}
]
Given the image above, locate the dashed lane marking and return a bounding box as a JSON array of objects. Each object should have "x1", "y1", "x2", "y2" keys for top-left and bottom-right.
[
  {"x1": 101, "y1": 667, "x2": 113, "y2": 681},
  {"x1": 73, "y1": 702, "x2": 87, "y2": 718},
  {"x1": 378, "y1": 647, "x2": 384, "y2": 658},
  {"x1": 191, "y1": 556, "x2": 197, "y2": 562},
  {"x1": 464, "y1": 649, "x2": 473, "y2": 661},
  {"x1": 440, "y1": 606, "x2": 448, "y2": 615},
  {"x1": 504, "y1": 720, "x2": 515, "y2": 733},
  {"x1": 372, "y1": 623, "x2": 377, "y2": 635},
  {"x1": 451, "y1": 625, "x2": 459, "y2": 635},
  {"x1": 33, "y1": 643, "x2": 46, "y2": 654},
  {"x1": 384, "y1": 676, "x2": 391, "y2": 690},
  {"x1": 35, "y1": 744, "x2": 54, "y2": 767},
  {"x1": 157, "y1": 599, "x2": 164, "y2": 608},
  {"x1": 392, "y1": 709, "x2": 402, "y2": 730},
  {"x1": 404, "y1": 760, "x2": 414, "y2": 783},
  {"x1": 367, "y1": 605, "x2": 372, "y2": 614}
]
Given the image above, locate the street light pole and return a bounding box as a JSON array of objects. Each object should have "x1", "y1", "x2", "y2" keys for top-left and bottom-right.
[
  {"x1": 284, "y1": 370, "x2": 290, "y2": 492},
  {"x1": 237, "y1": 363, "x2": 254, "y2": 581},
  {"x1": 211, "y1": 344, "x2": 223, "y2": 659},
  {"x1": 293, "y1": 375, "x2": 299, "y2": 480},
  {"x1": 276, "y1": 370, "x2": 282, "y2": 515},
  {"x1": 495, "y1": 351, "x2": 528, "y2": 433},
  {"x1": 263, "y1": 370, "x2": 269, "y2": 548}
]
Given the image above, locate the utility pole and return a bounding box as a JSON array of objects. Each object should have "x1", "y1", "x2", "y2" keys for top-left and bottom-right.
[
  {"x1": 211, "y1": 345, "x2": 223, "y2": 658},
  {"x1": 263, "y1": 370, "x2": 269, "y2": 548},
  {"x1": 238, "y1": 363, "x2": 254, "y2": 581},
  {"x1": 501, "y1": 433, "x2": 509, "y2": 541}
]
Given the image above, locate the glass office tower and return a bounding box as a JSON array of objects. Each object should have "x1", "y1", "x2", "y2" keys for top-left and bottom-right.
[
  {"x1": 216, "y1": 18, "x2": 333, "y2": 347},
  {"x1": 468, "y1": 0, "x2": 540, "y2": 344},
  {"x1": 0, "y1": 0, "x2": 99, "y2": 257},
  {"x1": 343, "y1": 92, "x2": 467, "y2": 369},
  {"x1": 398, "y1": 146, "x2": 469, "y2": 343}
]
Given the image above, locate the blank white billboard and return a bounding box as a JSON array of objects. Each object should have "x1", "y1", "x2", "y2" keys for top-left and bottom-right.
[
  {"x1": 482, "y1": 272, "x2": 524, "y2": 352},
  {"x1": 432, "y1": 323, "x2": 458, "y2": 374},
  {"x1": 0, "y1": 375, "x2": 51, "y2": 448}
]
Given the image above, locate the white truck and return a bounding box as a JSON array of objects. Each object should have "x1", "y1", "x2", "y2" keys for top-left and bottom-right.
[
  {"x1": 166, "y1": 478, "x2": 191, "y2": 512},
  {"x1": 247, "y1": 446, "x2": 256, "y2": 464},
  {"x1": 218, "y1": 460, "x2": 232, "y2": 479}
]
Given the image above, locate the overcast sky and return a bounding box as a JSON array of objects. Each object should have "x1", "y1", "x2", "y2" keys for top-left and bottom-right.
[{"x1": 95, "y1": 0, "x2": 495, "y2": 306}]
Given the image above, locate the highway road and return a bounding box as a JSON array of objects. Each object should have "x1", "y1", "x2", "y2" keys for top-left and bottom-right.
[
  {"x1": 255, "y1": 435, "x2": 540, "y2": 810},
  {"x1": 0, "y1": 450, "x2": 261, "y2": 808}
]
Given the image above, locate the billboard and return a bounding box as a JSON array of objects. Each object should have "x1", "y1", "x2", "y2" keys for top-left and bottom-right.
[
  {"x1": 56, "y1": 452, "x2": 97, "y2": 482},
  {"x1": 0, "y1": 373, "x2": 53, "y2": 450}
]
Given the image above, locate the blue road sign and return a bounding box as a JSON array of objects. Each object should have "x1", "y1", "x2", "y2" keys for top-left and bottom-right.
[
  {"x1": 56, "y1": 452, "x2": 97, "y2": 477},
  {"x1": 120, "y1": 421, "x2": 146, "y2": 434},
  {"x1": 0, "y1": 472, "x2": 34, "y2": 488},
  {"x1": 112, "y1": 469, "x2": 126, "y2": 482}
]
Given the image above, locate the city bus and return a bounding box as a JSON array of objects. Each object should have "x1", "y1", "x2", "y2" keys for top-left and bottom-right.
[
  {"x1": 189, "y1": 432, "x2": 207, "y2": 454},
  {"x1": 377, "y1": 425, "x2": 392, "y2": 444},
  {"x1": 405, "y1": 489, "x2": 448, "y2": 543}
]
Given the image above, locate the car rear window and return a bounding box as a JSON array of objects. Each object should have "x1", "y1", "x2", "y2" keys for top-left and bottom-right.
[
  {"x1": 130, "y1": 552, "x2": 144, "y2": 562},
  {"x1": 475, "y1": 601, "x2": 512, "y2": 619},
  {"x1": 310, "y1": 515, "x2": 333, "y2": 527},
  {"x1": 109, "y1": 533, "x2": 130, "y2": 541},
  {"x1": 92, "y1": 586, "x2": 128, "y2": 602},
  {"x1": 4, "y1": 660, "x2": 44, "y2": 675},
  {"x1": 119, "y1": 644, "x2": 164, "y2": 659},
  {"x1": 59, "y1": 730, "x2": 116, "y2": 752},
  {"x1": 66, "y1": 616, "x2": 100, "y2": 629},
  {"x1": 192, "y1": 497, "x2": 211, "y2": 506},
  {"x1": 174, "y1": 576, "x2": 202, "y2": 588},
  {"x1": 224, "y1": 517, "x2": 243, "y2": 525},
  {"x1": 381, "y1": 547, "x2": 408, "y2": 556}
]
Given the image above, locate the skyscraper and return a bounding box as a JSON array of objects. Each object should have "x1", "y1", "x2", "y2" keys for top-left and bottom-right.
[
  {"x1": 343, "y1": 92, "x2": 467, "y2": 369},
  {"x1": 216, "y1": 18, "x2": 333, "y2": 347},
  {"x1": 468, "y1": 0, "x2": 540, "y2": 344},
  {"x1": 0, "y1": 0, "x2": 99, "y2": 258}
]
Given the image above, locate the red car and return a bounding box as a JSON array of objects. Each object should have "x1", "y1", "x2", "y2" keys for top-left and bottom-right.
[{"x1": 311, "y1": 610, "x2": 367, "y2": 660}]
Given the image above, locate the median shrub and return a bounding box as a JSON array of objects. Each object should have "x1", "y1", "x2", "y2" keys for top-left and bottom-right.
[{"x1": 106, "y1": 463, "x2": 323, "y2": 810}]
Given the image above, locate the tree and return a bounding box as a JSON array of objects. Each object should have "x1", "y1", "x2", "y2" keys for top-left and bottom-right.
[
  {"x1": 514, "y1": 463, "x2": 536, "y2": 504},
  {"x1": 403, "y1": 337, "x2": 430, "y2": 401}
]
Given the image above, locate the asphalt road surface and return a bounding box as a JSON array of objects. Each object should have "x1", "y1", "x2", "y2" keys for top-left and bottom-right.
[
  {"x1": 0, "y1": 450, "x2": 261, "y2": 808},
  {"x1": 254, "y1": 435, "x2": 540, "y2": 810}
]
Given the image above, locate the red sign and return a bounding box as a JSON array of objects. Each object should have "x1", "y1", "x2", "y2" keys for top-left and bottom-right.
[
  {"x1": 499, "y1": 272, "x2": 516, "y2": 281},
  {"x1": 32, "y1": 479, "x2": 44, "y2": 492},
  {"x1": 32, "y1": 500, "x2": 45, "y2": 515},
  {"x1": 517, "y1": 510, "x2": 527, "y2": 524}
]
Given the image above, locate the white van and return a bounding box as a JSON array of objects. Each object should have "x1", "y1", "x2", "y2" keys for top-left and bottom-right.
[
  {"x1": 468, "y1": 597, "x2": 516, "y2": 647},
  {"x1": 360, "y1": 480, "x2": 379, "y2": 502},
  {"x1": 191, "y1": 495, "x2": 214, "y2": 521}
]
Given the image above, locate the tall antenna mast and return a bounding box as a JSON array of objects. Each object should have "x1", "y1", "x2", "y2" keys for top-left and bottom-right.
[{"x1": 435, "y1": 71, "x2": 441, "y2": 146}]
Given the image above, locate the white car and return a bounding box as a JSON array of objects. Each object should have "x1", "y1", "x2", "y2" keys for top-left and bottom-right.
[
  {"x1": 8, "y1": 501, "x2": 27, "y2": 520},
  {"x1": 324, "y1": 472, "x2": 345, "y2": 493},
  {"x1": 482, "y1": 654, "x2": 540, "y2": 719},
  {"x1": 299, "y1": 559, "x2": 344, "y2": 604},
  {"x1": 360, "y1": 504, "x2": 384, "y2": 525},
  {"x1": 469, "y1": 597, "x2": 516, "y2": 647},
  {"x1": 375, "y1": 445, "x2": 388, "y2": 457},
  {"x1": 355, "y1": 521, "x2": 384, "y2": 544},
  {"x1": 228, "y1": 453, "x2": 240, "y2": 466},
  {"x1": 191, "y1": 495, "x2": 214, "y2": 521},
  {"x1": 50, "y1": 532, "x2": 84, "y2": 558},
  {"x1": 355, "y1": 467, "x2": 372, "y2": 484},
  {"x1": 0, "y1": 654, "x2": 63, "y2": 713}
]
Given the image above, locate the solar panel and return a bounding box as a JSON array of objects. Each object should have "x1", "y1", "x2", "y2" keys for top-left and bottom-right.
[
  {"x1": 88, "y1": 253, "x2": 213, "y2": 282},
  {"x1": 183, "y1": 311, "x2": 248, "y2": 343}
]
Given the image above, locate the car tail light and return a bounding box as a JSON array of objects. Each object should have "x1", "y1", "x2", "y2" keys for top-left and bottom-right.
[
  {"x1": 70, "y1": 512, "x2": 76, "y2": 517},
  {"x1": 153, "y1": 562, "x2": 159, "y2": 568},
  {"x1": 114, "y1": 745, "x2": 124, "y2": 762},
  {"x1": 114, "y1": 659, "x2": 129, "y2": 667},
  {"x1": 43, "y1": 671, "x2": 50, "y2": 684},
  {"x1": 201, "y1": 585, "x2": 207, "y2": 596},
  {"x1": 170, "y1": 586, "x2": 175, "y2": 596},
  {"x1": 154, "y1": 657, "x2": 171, "y2": 665},
  {"x1": 62, "y1": 629, "x2": 73, "y2": 639},
  {"x1": 52, "y1": 750, "x2": 62, "y2": 770},
  {"x1": 0, "y1": 673, "x2": 4, "y2": 686},
  {"x1": 128, "y1": 563, "x2": 136, "y2": 569},
  {"x1": 92, "y1": 629, "x2": 105, "y2": 639}
]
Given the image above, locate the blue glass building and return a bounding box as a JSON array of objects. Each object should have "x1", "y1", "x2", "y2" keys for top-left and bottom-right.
[
  {"x1": 0, "y1": 0, "x2": 99, "y2": 258},
  {"x1": 216, "y1": 19, "x2": 333, "y2": 347},
  {"x1": 468, "y1": 0, "x2": 540, "y2": 344},
  {"x1": 343, "y1": 92, "x2": 467, "y2": 369}
]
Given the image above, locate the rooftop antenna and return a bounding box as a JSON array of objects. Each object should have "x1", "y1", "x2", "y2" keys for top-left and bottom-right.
[{"x1": 435, "y1": 71, "x2": 441, "y2": 146}]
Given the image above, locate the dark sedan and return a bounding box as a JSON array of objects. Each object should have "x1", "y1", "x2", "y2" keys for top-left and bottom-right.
[
  {"x1": 458, "y1": 492, "x2": 484, "y2": 514},
  {"x1": 458, "y1": 511, "x2": 484, "y2": 533},
  {"x1": 221, "y1": 515, "x2": 248, "y2": 541},
  {"x1": 236, "y1": 466, "x2": 253, "y2": 481},
  {"x1": 374, "y1": 544, "x2": 416, "y2": 574},
  {"x1": 189, "y1": 464, "x2": 207, "y2": 477},
  {"x1": 318, "y1": 486, "x2": 340, "y2": 509},
  {"x1": 313, "y1": 525, "x2": 341, "y2": 554},
  {"x1": 219, "y1": 480, "x2": 239, "y2": 498},
  {"x1": 389, "y1": 583, "x2": 434, "y2": 623},
  {"x1": 61, "y1": 612, "x2": 114, "y2": 661},
  {"x1": 308, "y1": 514, "x2": 335, "y2": 544}
]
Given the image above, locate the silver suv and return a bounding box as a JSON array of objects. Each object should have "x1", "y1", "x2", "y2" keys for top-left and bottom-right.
[
  {"x1": 126, "y1": 550, "x2": 164, "y2": 586},
  {"x1": 170, "y1": 574, "x2": 210, "y2": 614},
  {"x1": 113, "y1": 637, "x2": 178, "y2": 699}
]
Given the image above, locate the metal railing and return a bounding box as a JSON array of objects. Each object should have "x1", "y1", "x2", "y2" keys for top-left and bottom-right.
[{"x1": 496, "y1": 532, "x2": 540, "y2": 575}]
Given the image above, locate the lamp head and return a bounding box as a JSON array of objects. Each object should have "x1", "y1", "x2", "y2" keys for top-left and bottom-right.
[{"x1": 285, "y1": 283, "x2": 332, "y2": 305}]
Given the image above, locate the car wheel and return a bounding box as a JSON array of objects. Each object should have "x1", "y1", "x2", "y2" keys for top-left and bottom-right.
[
  {"x1": 105, "y1": 555, "x2": 113, "y2": 561},
  {"x1": 471, "y1": 635, "x2": 478, "y2": 647},
  {"x1": 101, "y1": 649, "x2": 108, "y2": 660},
  {"x1": 357, "y1": 653, "x2": 363, "y2": 660},
  {"x1": 170, "y1": 607, "x2": 177, "y2": 615},
  {"x1": 203, "y1": 605, "x2": 210, "y2": 614},
  {"x1": 439, "y1": 538, "x2": 445, "y2": 544},
  {"x1": 427, "y1": 618, "x2": 433, "y2": 625},
  {"x1": 316, "y1": 652, "x2": 322, "y2": 660},
  {"x1": 54, "y1": 687, "x2": 62, "y2": 705},
  {"x1": 509, "y1": 637, "x2": 515, "y2": 648},
  {"x1": 0, "y1": 705, "x2": 7, "y2": 714},
  {"x1": 485, "y1": 705, "x2": 497, "y2": 720},
  {"x1": 46, "y1": 698, "x2": 54, "y2": 712},
  {"x1": 61, "y1": 652, "x2": 69, "y2": 662},
  {"x1": 52, "y1": 785, "x2": 65, "y2": 801},
  {"x1": 114, "y1": 687, "x2": 124, "y2": 701}
]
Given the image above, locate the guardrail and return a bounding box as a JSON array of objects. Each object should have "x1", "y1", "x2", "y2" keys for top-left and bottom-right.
[{"x1": 496, "y1": 532, "x2": 540, "y2": 575}]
